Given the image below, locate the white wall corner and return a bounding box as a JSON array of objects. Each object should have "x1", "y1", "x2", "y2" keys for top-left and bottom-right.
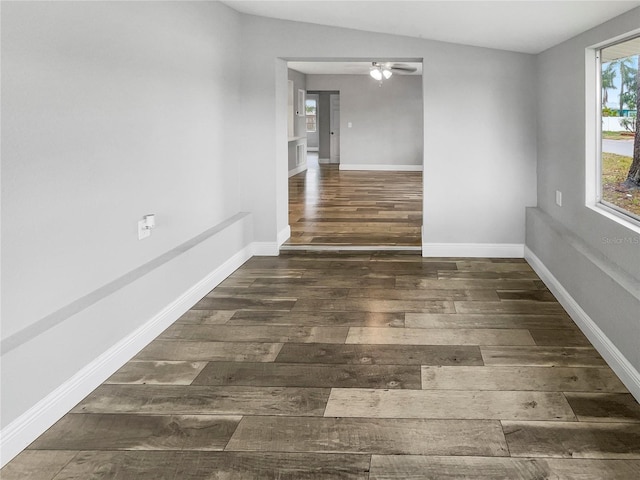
[
  {"x1": 339, "y1": 164, "x2": 423, "y2": 171},
  {"x1": 421, "y1": 243, "x2": 525, "y2": 258},
  {"x1": 277, "y1": 225, "x2": 291, "y2": 247},
  {"x1": 252, "y1": 226, "x2": 290, "y2": 256},
  {"x1": 524, "y1": 246, "x2": 640, "y2": 402},
  {"x1": 0, "y1": 244, "x2": 254, "y2": 467}
]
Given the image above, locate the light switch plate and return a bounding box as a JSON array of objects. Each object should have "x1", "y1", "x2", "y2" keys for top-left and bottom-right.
[
  {"x1": 138, "y1": 220, "x2": 151, "y2": 240},
  {"x1": 555, "y1": 190, "x2": 562, "y2": 207}
]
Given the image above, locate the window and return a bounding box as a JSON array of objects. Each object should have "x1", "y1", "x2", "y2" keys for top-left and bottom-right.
[
  {"x1": 598, "y1": 36, "x2": 640, "y2": 223},
  {"x1": 305, "y1": 98, "x2": 317, "y2": 133}
]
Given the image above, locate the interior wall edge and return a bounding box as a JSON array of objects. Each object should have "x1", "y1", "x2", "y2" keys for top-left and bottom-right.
[{"x1": 277, "y1": 225, "x2": 292, "y2": 247}]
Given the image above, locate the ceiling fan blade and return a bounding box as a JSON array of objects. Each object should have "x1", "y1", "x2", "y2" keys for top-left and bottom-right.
[{"x1": 390, "y1": 63, "x2": 418, "y2": 73}]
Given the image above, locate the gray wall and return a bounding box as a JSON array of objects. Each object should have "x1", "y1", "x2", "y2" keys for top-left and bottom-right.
[
  {"x1": 1, "y1": 1, "x2": 246, "y2": 428},
  {"x1": 236, "y1": 14, "x2": 537, "y2": 247},
  {"x1": 10, "y1": 0, "x2": 636, "y2": 455},
  {"x1": 287, "y1": 68, "x2": 307, "y2": 173},
  {"x1": 527, "y1": 8, "x2": 640, "y2": 380},
  {"x1": 306, "y1": 74, "x2": 423, "y2": 167}
]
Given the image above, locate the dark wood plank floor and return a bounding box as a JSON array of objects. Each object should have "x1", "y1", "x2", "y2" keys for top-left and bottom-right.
[
  {"x1": 287, "y1": 157, "x2": 422, "y2": 247},
  {"x1": 3, "y1": 253, "x2": 640, "y2": 479}
]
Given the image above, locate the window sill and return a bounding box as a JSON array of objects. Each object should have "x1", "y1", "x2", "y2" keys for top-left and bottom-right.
[{"x1": 587, "y1": 203, "x2": 640, "y2": 235}]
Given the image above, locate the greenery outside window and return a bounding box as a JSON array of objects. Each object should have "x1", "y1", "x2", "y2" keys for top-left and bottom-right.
[
  {"x1": 306, "y1": 99, "x2": 317, "y2": 133},
  {"x1": 598, "y1": 36, "x2": 640, "y2": 223}
]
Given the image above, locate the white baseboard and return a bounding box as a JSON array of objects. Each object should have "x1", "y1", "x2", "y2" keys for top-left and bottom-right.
[
  {"x1": 277, "y1": 225, "x2": 291, "y2": 247},
  {"x1": 251, "y1": 242, "x2": 279, "y2": 256},
  {"x1": 339, "y1": 164, "x2": 423, "y2": 171},
  {"x1": 280, "y1": 245, "x2": 422, "y2": 252},
  {"x1": 421, "y1": 243, "x2": 524, "y2": 258},
  {"x1": 318, "y1": 158, "x2": 336, "y2": 164},
  {"x1": 252, "y1": 227, "x2": 290, "y2": 256},
  {"x1": 525, "y1": 246, "x2": 640, "y2": 402},
  {"x1": 288, "y1": 164, "x2": 307, "y2": 177},
  {"x1": 0, "y1": 245, "x2": 253, "y2": 467}
]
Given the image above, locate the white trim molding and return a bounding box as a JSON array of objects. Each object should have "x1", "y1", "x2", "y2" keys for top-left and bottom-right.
[
  {"x1": 0, "y1": 245, "x2": 253, "y2": 467},
  {"x1": 525, "y1": 246, "x2": 640, "y2": 402},
  {"x1": 318, "y1": 158, "x2": 336, "y2": 164},
  {"x1": 251, "y1": 242, "x2": 279, "y2": 256},
  {"x1": 422, "y1": 242, "x2": 524, "y2": 258},
  {"x1": 280, "y1": 245, "x2": 422, "y2": 252},
  {"x1": 288, "y1": 164, "x2": 308, "y2": 177},
  {"x1": 252, "y1": 226, "x2": 290, "y2": 256},
  {"x1": 277, "y1": 225, "x2": 291, "y2": 247},
  {"x1": 339, "y1": 164, "x2": 423, "y2": 171}
]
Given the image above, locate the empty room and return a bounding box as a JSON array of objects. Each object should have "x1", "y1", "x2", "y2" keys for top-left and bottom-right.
[
  {"x1": 2, "y1": 1, "x2": 640, "y2": 479},
  {"x1": 285, "y1": 60, "x2": 424, "y2": 248}
]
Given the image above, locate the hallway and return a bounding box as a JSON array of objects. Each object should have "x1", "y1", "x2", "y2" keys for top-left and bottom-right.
[
  {"x1": 287, "y1": 154, "x2": 422, "y2": 247},
  {"x1": 3, "y1": 253, "x2": 640, "y2": 478}
]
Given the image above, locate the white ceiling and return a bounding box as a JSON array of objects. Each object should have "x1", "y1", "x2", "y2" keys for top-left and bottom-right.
[
  {"x1": 222, "y1": 0, "x2": 640, "y2": 54},
  {"x1": 288, "y1": 61, "x2": 423, "y2": 75}
]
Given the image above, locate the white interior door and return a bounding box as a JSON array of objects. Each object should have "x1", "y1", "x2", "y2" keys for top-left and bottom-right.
[{"x1": 329, "y1": 94, "x2": 340, "y2": 163}]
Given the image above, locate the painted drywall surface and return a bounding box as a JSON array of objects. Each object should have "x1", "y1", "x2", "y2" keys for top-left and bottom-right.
[
  {"x1": 527, "y1": 209, "x2": 640, "y2": 372},
  {"x1": 2, "y1": 1, "x2": 242, "y2": 336},
  {"x1": 236, "y1": 14, "x2": 537, "y2": 245},
  {"x1": 528, "y1": 8, "x2": 640, "y2": 373},
  {"x1": 534, "y1": 7, "x2": 640, "y2": 277},
  {"x1": 421, "y1": 42, "x2": 538, "y2": 244},
  {"x1": 1, "y1": 214, "x2": 254, "y2": 430},
  {"x1": 287, "y1": 69, "x2": 307, "y2": 173},
  {"x1": 306, "y1": 75, "x2": 423, "y2": 167},
  {"x1": 289, "y1": 69, "x2": 308, "y2": 138},
  {"x1": 1, "y1": 1, "x2": 244, "y2": 425}
]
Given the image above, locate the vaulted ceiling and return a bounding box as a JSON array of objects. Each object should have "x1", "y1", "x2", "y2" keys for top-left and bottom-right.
[{"x1": 223, "y1": 1, "x2": 640, "y2": 54}]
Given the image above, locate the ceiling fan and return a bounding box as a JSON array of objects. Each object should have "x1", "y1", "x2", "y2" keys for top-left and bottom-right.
[{"x1": 369, "y1": 62, "x2": 418, "y2": 82}]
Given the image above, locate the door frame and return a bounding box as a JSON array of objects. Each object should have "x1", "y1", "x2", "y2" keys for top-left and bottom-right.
[
  {"x1": 329, "y1": 93, "x2": 340, "y2": 164},
  {"x1": 277, "y1": 58, "x2": 424, "y2": 252}
]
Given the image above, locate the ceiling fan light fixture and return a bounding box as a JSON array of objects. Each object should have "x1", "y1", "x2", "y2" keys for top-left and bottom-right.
[
  {"x1": 370, "y1": 67, "x2": 383, "y2": 81},
  {"x1": 382, "y1": 67, "x2": 392, "y2": 79}
]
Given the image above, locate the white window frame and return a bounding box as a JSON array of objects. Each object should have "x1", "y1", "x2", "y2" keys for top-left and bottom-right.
[
  {"x1": 297, "y1": 89, "x2": 306, "y2": 117},
  {"x1": 305, "y1": 98, "x2": 317, "y2": 133},
  {"x1": 587, "y1": 31, "x2": 640, "y2": 231}
]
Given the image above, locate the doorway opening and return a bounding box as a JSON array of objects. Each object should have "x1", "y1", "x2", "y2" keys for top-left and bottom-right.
[{"x1": 284, "y1": 60, "x2": 423, "y2": 250}]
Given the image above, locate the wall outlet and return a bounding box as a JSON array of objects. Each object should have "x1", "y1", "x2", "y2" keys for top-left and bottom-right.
[
  {"x1": 555, "y1": 190, "x2": 562, "y2": 207},
  {"x1": 138, "y1": 219, "x2": 151, "y2": 240},
  {"x1": 347, "y1": 122, "x2": 353, "y2": 128}
]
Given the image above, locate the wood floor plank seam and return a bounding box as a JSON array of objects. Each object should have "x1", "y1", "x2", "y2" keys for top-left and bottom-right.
[
  {"x1": 287, "y1": 161, "x2": 422, "y2": 247},
  {"x1": 500, "y1": 422, "x2": 513, "y2": 457},
  {"x1": 3, "y1": 252, "x2": 639, "y2": 479}
]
